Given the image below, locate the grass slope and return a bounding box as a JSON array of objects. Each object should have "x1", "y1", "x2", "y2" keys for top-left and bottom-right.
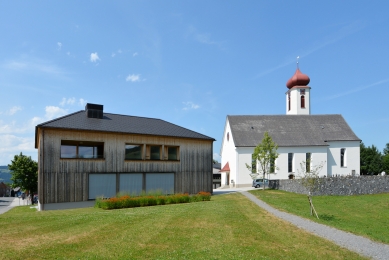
[
  {"x1": 0, "y1": 193, "x2": 366, "y2": 259},
  {"x1": 250, "y1": 189, "x2": 389, "y2": 244}
]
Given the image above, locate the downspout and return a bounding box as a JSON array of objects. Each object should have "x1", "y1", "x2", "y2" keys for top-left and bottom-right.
[{"x1": 41, "y1": 128, "x2": 45, "y2": 211}]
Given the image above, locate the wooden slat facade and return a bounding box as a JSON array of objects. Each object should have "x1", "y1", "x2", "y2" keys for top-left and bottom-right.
[{"x1": 37, "y1": 128, "x2": 213, "y2": 206}]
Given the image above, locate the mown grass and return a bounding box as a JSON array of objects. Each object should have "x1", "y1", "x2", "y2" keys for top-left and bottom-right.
[
  {"x1": 250, "y1": 189, "x2": 389, "y2": 244},
  {"x1": 0, "y1": 193, "x2": 366, "y2": 260}
]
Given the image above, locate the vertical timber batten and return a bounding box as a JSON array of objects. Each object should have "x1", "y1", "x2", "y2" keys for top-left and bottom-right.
[{"x1": 37, "y1": 128, "x2": 213, "y2": 208}]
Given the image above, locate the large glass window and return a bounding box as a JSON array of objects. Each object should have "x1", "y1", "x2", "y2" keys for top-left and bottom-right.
[
  {"x1": 341, "y1": 148, "x2": 346, "y2": 167},
  {"x1": 146, "y1": 173, "x2": 174, "y2": 194},
  {"x1": 288, "y1": 153, "x2": 294, "y2": 173},
  {"x1": 125, "y1": 144, "x2": 142, "y2": 160},
  {"x1": 119, "y1": 173, "x2": 143, "y2": 195},
  {"x1": 61, "y1": 141, "x2": 104, "y2": 159},
  {"x1": 89, "y1": 174, "x2": 116, "y2": 199}
]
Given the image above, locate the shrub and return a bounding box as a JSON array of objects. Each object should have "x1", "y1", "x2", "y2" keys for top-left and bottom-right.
[{"x1": 95, "y1": 191, "x2": 211, "y2": 210}]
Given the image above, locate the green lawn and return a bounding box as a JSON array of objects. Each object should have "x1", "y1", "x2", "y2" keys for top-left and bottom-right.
[
  {"x1": 250, "y1": 189, "x2": 389, "y2": 244},
  {"x1": 0, "y1": 193, "x2": 366, "y2": 260}
]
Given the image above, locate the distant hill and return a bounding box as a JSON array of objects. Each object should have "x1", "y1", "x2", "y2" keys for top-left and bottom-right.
[{"x1": 0, "y1": 166, "x2": 12, "y2": 184}]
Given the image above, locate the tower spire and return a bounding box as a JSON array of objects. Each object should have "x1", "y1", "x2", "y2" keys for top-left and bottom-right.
[{"x1": 296, "y1": 56, "x2": 300, "y2": 69}]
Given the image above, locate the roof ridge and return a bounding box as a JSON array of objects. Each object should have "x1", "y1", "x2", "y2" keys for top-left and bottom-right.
[
  {"x1": 105, "y1": 112, "x2": 214, "y2": 140},
  {"x1": 103, "y1": 112, "x2": 165, "y2": 121},
  {"x1": 228, "y1": 114, "x2": 343, "y2": 117},
  {"x1": 37, "y1": 110, "x2": 84, "y2": 126}
]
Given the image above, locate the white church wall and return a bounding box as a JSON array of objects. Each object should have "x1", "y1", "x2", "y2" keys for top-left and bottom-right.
[
  {"x1": 275, "y1": 146, "x2": 328, "y2": 179},
  {"x1": 236, "y1": 147, "x2": 256, "y2": 187},
  {"x1": 327, "y1": 141, "x2": 360, "y2": 177},
  {"x1": 220, "y1": 119, "x2": 237, "y2": 187}
]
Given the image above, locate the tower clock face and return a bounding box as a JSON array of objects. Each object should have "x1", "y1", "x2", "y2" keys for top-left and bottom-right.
[{"x1": 300, "y1": 89, "x2": 305, "y2": 95}]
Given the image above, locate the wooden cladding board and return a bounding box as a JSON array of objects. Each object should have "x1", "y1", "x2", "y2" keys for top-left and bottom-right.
[{"x1": 38, "y1": 129, "x2": 213, "y2": 204}]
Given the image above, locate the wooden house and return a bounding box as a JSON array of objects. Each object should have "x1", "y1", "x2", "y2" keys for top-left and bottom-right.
[{"x1": 35, "y1": 104, "x2": 215, "y2": 210}]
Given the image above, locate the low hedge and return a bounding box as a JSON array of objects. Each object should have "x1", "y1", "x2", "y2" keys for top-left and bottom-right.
[{"x1": 95, "y1": 192, "x2": 211, "y2": 210}]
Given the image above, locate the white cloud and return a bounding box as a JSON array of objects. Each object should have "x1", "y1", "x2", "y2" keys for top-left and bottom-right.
[
  {"x1": 0, "y1": 134, "x2": 36, "y2": 165},
  {"x1": 255, "y1": 20, "x2": 366, "y2": 79},
  {"x1": 126, "y1": 74, "x2": 141, "y2": 82},
  {"x1": 111, "y1": 53, "x2": 116, "y2": 57},
  {"x1": 67, "y1": 52, "x2": 70, "y2": 56},
  {"x1": 57, "y1": 42, "x2": 62, "y2": 50},
  {"x1": 187, "y1": 25, "x2": 223, "y2": 47},
  {"x1": 90, "y1": 52, "x2": 100, "y2": 62},
  {"x1": 182, "y1": 102, "x2": 200, "y2": 110},
  {"x1": 79, "y1": 98, "x2": 87, "y2": 106},
  {"x1": 3, "y1": 58, "x2": 65, "y2": 76},
  {"x1": 118, "y1": 49, "x2": 122, "y2": 54},
  {"x1": 60, "y1": 97, "x2": 76, "y2": 106},
  {"x1": 133, "y1": 52, "x2": 138, "y2": 57},
  {"x1": 45, "y1": 106, "x2": 68, "y2": 120},
  {"x1": 4, "y1": 106, "x2": 22, "y2": 115},
  {"x1": 324, "y1": 78, "x2": 389, "y2": 100}
]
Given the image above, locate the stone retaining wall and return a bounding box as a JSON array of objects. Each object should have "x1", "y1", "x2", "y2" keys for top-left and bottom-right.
[{"x1": 269, "y1": 176, "x2": 389, "y2": 196}]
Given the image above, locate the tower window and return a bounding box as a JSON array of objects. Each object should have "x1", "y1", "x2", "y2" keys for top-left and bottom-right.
[{"x1": 301, "y1": 95, "x2": 305, "y2": 108}]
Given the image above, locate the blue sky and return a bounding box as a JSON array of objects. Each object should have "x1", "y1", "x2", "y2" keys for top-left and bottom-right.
[{"x1": 1, "y1": 1, "x2": 388, "y2": 165}]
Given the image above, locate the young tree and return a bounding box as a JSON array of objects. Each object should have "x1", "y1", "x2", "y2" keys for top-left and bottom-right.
[
  {"x1": 246, "y1": 132, "x2": 278, "y2": 190},
  {"x1": 8, "y1": 152, "x2": 38, "y2": 204},
  {"x1": 298, "y1": 160, "x2": 325, "y2": 219}
]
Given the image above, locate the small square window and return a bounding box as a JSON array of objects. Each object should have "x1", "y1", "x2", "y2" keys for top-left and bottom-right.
[
  {"x1": 167, "y1": 147, "x2": 179, "y2": 160},
  {"x1": 149, "y1": 145, "x2": 161, "y2": 160}
]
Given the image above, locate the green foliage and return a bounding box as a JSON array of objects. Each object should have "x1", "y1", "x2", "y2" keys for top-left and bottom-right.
[
  {"x1": 360, "y1": 143, "x2": 383, "y2": 175},
  {"x1": 246, "y1": 132, "x2": 279, "y2": 186},
  {"x1": 383, "y1": 154, "x2": 389, "y2": 174},
  {"x1": 96, "y1": 192, "x2": 211, "y2": 210},
  {"x1": 383, "y1": 143, "x2": 389, "y2": 156},
  {"x1": 8, "y1": 152, "x2": 38, "y2": 196},
  {"x1": 298, "y1": 161, "x2": 325, "y2": 195}
]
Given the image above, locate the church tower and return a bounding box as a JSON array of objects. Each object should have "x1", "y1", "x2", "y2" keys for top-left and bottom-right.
[{"x1": 285, "y1": 64, "x2": 311, "y2": 115}]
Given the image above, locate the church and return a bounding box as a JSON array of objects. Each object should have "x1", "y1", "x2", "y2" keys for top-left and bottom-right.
[{"x1": 219, "y1": 66, "x2": 361, "y2": 188}]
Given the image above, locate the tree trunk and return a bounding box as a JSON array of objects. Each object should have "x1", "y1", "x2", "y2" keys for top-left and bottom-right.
[{"x1": 263, "y1": 172, "x2": 265, "y2": 190}]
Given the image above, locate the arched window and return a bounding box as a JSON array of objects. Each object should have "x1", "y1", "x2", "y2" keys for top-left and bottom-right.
[
  {"x1": 340, "y1": 148, "x2": 346, "y2": 167},
  {"x1": 301, "y1": 95, "x2": 305, "y2": 108}
]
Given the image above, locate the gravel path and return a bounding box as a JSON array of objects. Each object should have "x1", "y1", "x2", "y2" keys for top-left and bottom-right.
[{"x1": 241, "y1": 191, "x2": 389, "y2": 260}]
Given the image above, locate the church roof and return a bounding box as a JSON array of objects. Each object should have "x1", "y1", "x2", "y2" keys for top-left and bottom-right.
[{"x1": 227, "y1": 114, "x2": 360, "y2": 147}]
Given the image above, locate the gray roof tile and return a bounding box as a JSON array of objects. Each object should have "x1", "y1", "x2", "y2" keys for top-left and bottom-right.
[
  {"x1": 37, "y1": 110, "x2": 215, "y2": 141},
  {"x1": 228, "y1": 114, "x2": 360, "y2": 147}
]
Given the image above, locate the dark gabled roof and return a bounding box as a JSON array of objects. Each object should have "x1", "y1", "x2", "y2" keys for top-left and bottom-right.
[
  {"x1": 35, "y1": 110, "x2": 215, "y2": 146},
  {"x1": 227, "y1": 114, "x2": 360, "y2": 147}
]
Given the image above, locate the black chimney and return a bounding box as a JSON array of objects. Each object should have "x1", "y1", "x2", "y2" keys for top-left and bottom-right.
[{"x1": 85, "y1": 103, "x2": 103, "y2": 119}]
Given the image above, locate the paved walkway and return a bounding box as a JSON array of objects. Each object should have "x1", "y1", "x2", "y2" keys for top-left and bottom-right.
[
  {"x1": 0, "y1": 197, "x2": 32, "y2": 214},
  {"x1": 214, "y1": 187, "x2": 389, "y2": 260}
]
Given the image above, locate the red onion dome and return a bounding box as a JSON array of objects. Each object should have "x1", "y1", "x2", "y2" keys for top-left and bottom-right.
[{"x1": 286, "y1": 68, "x2": 310, "y2": 89}]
